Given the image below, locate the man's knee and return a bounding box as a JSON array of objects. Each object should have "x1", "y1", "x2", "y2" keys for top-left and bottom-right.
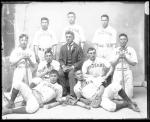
[
  {"x1": 26, "y1": 100, "x2": 39, "y2": 114},
  {"x1": 68, "y1": 69, "x2": 74, "y2": 78},
  {"x1": 101, "y1": 100, "x2": 116, "y2": 112}
]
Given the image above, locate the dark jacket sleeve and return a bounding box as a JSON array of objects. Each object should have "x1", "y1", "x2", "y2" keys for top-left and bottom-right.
[
  {"x1": 59, "y1": 46, "x2": 65, "y2": 67},
  {"x1": 73, "y1": 46, "x2": 84, "y2": 69}
]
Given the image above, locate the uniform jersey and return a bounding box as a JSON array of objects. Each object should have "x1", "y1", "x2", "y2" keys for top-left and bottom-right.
[
  {"x1": 82, "y1": 57, "x2": 111, "y2": 77},
  {"x1": 9, "y1": 47, "x2": 36, "y2": 68},
  {"x1": 92, "y1": 26, "x2": 117, "y2": 59},
  {"x1": 60, "y1": 24, "x2": 86, "y2": 45},
  {"x1": 112, "y1": 46, "x2": 138, "y2": 70},
  {"x1": 37, "y1": 60, "x2": 60, "y2": 80},
  {"x1": 92, "y1": 26, "x2": 117, "y2": 46},
  {"x1": 74, "y1": 77, "x2": 102, "y2": 100},
  {"x1": 33, "y1": 28, "x2": 57, "y2": 49},
  {"x1": 33, "y1": 81, "x2": 62, "y2": 103}
]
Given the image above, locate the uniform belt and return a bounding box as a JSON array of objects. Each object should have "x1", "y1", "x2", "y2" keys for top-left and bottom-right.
[
  {"x1": 97, "y1": 45, "x2": 104, "y2": 47},
  {"x1": 32, "y1": 89, "x2": 43, "y2": 106},
  {"x1": 17, "y1": 65, "x2": 29, "y2": 68},
  {"x1": 116, "y1": 68, "x2": 128, "y2": 71},
  {"x1": 38, "y1": 47, "x2": 48, "y2": 52}
]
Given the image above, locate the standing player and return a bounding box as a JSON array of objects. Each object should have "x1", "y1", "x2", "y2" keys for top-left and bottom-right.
[
  {"x1": 60, "y1": 12, "x2": 86, "y2": 49},
  {"x1": 92, "y1": 14, "x2": 117, "y2": 61},
  {"x1": 111, "y1": 33, "x2": 138, "y2": 99},
  {"x1": 6, "y1": 34, "x2": 37, "y2": 108},
  {"x1": 2, "y1": 70, "x2": 64, "y2": 115},
  {"x1": 82, "y1": 47, "x2": 113, "y2": 86},
  {"x1": 31, "y1": 48, "x2": 60, "y2": 87},
  {"x1": 33, "y1": 17, "x2": 58, "y2": 63},
  {"x1": 74, "y1": 69, "x2": 140, "y2": 112}
]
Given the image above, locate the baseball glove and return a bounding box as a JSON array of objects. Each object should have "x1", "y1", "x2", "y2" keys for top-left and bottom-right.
[
  {"x1": 64, "y1": 95, "x2": 78, "y2": 105},
  {"x1": 90, "y1": 97, "x2": 101, "y2": 108}
]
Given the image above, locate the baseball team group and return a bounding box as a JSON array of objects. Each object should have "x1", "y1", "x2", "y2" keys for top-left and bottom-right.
[{"x1": 2, "y1": 11, "x2": 141, "y2": 116}]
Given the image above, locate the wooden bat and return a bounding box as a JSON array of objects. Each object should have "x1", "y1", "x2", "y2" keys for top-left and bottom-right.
[
  {"x1": 121, "y1": 56, "x2": 125, "y2": 90},
  {"x1": 25, "y1": 58, "x2": 29, "y2": 85},
  {"x1": 44, "y1": 101, "x2": 60, "y2": 109},
  {"x1": 75, "y1": 101, "x2": 91, "y2": 110}
]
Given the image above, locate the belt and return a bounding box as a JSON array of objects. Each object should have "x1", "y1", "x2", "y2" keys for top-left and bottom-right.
[
  {"x1": 116, "y1": 68, "x2": 128, "y2": 71},
  {"x1": 32, "y1": 89, "x2": 43, "y2": 106},
  {"x1": 39, "y1": 47, "x2": 51, "y2": 52},
  {"x1": 17, "y1": 65, "x2": 29, "y2": 68}
]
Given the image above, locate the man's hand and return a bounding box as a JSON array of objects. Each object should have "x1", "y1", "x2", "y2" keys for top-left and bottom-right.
[
  {"x1": 62, "y1": 65, "x2": 72, "y2": 72},
  {"x1": 119, "y1": 52, "x2": 125, "y2": 59},
  {"x1": 79, "y1": 98, "x2": 91, "y2": 105},
  {"x1": 101, "y1": 75, "x2": 108, "y2": 81},
  {"x1": 35, "y1": 55, "x2": 40, "y2": 64}
]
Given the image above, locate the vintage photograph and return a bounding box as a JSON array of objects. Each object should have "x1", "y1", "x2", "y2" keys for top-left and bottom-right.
[{"x1": 2, "y1": 1, "x2": 148, "y2": 119}]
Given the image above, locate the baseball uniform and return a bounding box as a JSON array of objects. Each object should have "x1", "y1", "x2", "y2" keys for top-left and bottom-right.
[
  {"x1": 111, "y1": 46, "x2": 138, "y2": 98},
  {"x1": 74, "y1": 77, "x2": 103, "y2": 101},
  {"x1": 14, "y1": 79, "x2": 62, "y2": 113},
  {"x1": 9, "y1": 46, "x2": 36, "y2": 89},
  {"x1": 32, "y1": 60, "x2": 60, "y2": 85},
  {"x1": 92, "y1": 26, "x2": 117, "y2": 61},
  {"x1": 101, "y1": 83, "x2": 122, "y2": 112},
  {"x1": 82, "y1": 57, "x2": 111, "y2": 78},
  {"x1": 60, "y1": 24, "x2": 86, "y2": 47},
  {"x1": 33, "y1": 28, "x2": 58, "y2": 62}
]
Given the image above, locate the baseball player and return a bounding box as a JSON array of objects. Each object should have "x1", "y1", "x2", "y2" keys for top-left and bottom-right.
[
  {"x1": 33, "y1": 17, "x2": 58, "y2": 63},
  {"x1": 92, "y1": 14, "x2": 117, "y2": 61},
  {"x1": 60, "y1": 12, "x2": 86, "y2": 49},
  {"x1": 74, "y1": 69, "x2": 140, "y2": 112},
  {"x1": 82, "y1": 47, "x2": 113, "y2": 86},
  {"x1": 6, "y1": 34, "x2": 37, "y2": 108},
  {"x1": 2, "y1": 69, "x2": 64, "y2": 115},
  {"x1": 31, "y1": 47, "x2": 60, "y2": 88},
  {"x1": 111, "y1": 33, "x2": 138, "y2": 99}
]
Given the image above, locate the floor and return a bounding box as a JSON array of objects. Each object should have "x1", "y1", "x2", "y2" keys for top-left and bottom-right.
[{"x1": 2, "y1": 87, "x2": 147, "y2": 119}]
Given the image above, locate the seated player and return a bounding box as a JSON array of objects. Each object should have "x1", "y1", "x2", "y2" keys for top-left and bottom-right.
[
  {"x1": 2, "y1": 70, "x2": 64, "y2": 115},
  {"x1": 82, "y1": 47, "x2": 113, "y2": 87},
  {"x1": 74, "y1": 69, "x2": 140, "y2": 112},
  {"x1": 31, "y1": 47, "x2": 60, "y2": 88}
]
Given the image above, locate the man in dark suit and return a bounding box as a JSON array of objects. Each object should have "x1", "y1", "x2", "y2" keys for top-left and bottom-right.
[{"x1": 59, "y1": 30, "x2": 84, "y2": 97}]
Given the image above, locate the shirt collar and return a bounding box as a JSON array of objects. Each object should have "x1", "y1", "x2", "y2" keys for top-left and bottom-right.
[{"x1": 67, "y1": 42, "x2": 74, "y2": 46}]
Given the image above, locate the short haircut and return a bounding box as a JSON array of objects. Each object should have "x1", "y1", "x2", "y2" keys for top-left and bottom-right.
[
  {"x1": 19, "y1": 34, "x2": 28, "y2": 40},
  {"x1": 41, "y1": 17, "x2": 49, "y2": 23},
  {"x1": 67, "y1": 11, "x2": 76, "y2": 17},
  {"x1": 119, "y1": 33, "x2": 128, "y2": 41},
  {"x1": 65, "y1": 30, "x2": 74, "y2": 38},
  {"x1": 87, "y1": 47, "x2": 96, "y2": 53},
  {"x1": 44, "y1": 47, "x2": 53, "y2": 55},
  {"x1": 49, "y1": 69, "x2": 60, "y2": 83},
  {"x1": 101, "y1": 14, "x2": 109, "y2": 20},
  {"x1": 50, "y1": 69, "x2": 59, "y2": 76}
]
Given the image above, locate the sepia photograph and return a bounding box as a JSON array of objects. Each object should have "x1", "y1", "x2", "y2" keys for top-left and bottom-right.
[{"x1": 1, "y1": 1, "x2": 149, "y2": 119}]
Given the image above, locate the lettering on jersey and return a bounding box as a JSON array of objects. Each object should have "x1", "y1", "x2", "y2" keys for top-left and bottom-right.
[
  {"x1": 116, "y1": 49, "x2": 131, "y2": 56},
  {"x1": 16, "y1": 52, "x2": 31, "y2": 57},
  {"x1": 87, "y1": 63, "x2": 105, "y2": 71},
  {"x1": 98, "y1": 31, "x2": 112, "y2": 36}
]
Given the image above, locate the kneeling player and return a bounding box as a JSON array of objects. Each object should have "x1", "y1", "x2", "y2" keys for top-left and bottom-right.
[
  {"x1": 2, "y1": 70, "x2": 64, "y2": 115},
  {"x1": 74, "y1": 69, "x2": 140, "y2": 112}
]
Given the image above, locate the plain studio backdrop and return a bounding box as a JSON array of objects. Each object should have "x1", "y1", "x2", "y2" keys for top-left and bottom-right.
[{"x1": 2, "y1": 2, "x2": 145, "y2": 89}]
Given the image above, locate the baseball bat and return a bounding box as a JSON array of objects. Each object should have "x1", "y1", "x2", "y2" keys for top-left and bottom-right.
[
  {"x1": 25, "y1": 58, "x2": 29, "y2": 85},
  {"x1": 75, "y1": 101, "x2": 91, "y2": 110},
  {"x1": 44, "y1": 101, "x2": 60, "y2": 109},
  {"x1": 121, "y1": 52, "x2": 125, "y2": 90}
]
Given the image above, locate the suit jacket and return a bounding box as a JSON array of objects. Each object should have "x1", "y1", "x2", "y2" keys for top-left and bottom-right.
[{"x1": 59, "y1": 42, "x2": 84, "y2": 69}]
